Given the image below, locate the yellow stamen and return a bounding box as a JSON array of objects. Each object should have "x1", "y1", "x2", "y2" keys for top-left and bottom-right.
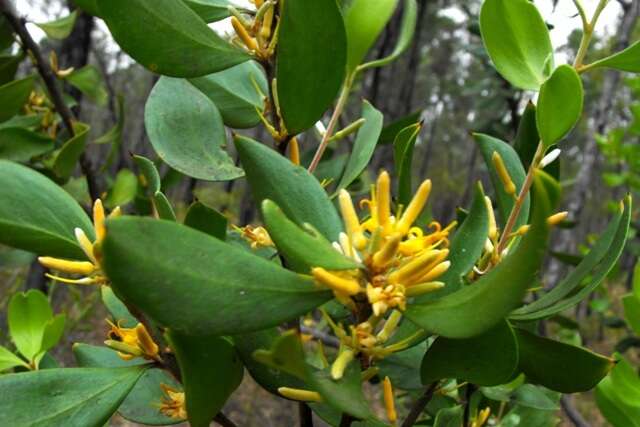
[
  {"x1": 93, "y1": 199, "x2": 106, "y2": 242},
  {"x1": 383, "y1": 376, "x2": 397, "y2": 424},
  {"x1": 45, "y1": 273, "x2": 101, "y2": 285},
  {"x1": 372, "y1": 234, "x2": 402, "y2": 270},
  {"x1": 405, "y1": 281, "x2": 445, "y2": 297},
  {"x1": 312, "y1": 268, "x2": 361, "y2": 295},
  {"x1": 492, "y1": 151, "x2": 516, "y2": 196},
  {"x1": 377, "y1": 171, "x2": 392, "y2": 234},
  {"x1": 260, "y1": 3, "x2": 274, "y2": 41},
  {"x1": 396, "y1": 179, "x2": 432, "y2": 234},
  {"x1": 135, "y1": 324, "x2": 161, "y2": 361},
  {"x1": 75, "y1": 228, "x2": 97, "y2": 264},
  {"x1": 338, "y1": 190, "x2": 366, "y2": 250},
  {"x1": 159, "y1": 384, "x2": 187, "y2": 420},
  {"x1": 104, "y1": 339, "x2": 144, "y2": 358},
  {"x1": 331, "y1": 348, "x2": 355, "y2": 380},
  {"x1": 472, "y1": 407, "x2": 491, "y2": 427},
  {"x1": 417, "y1": 260, "x2": 451, "y2": 283},
  {"x1": 278, "y1": 387, "x2": 323, "y2": 402},
  {"x1": 388, "y1": 249, "x2": 444, "y2": 285},
  {"x1": 38, "y1": 257, "x2": 95, "y2": 275},
  {"x1": 513, "y1": 224, "x2": 530, "y2": 236},
  {"x1": 289, "y1": 137, "x2": 300, "y2": 165},
  {"x1": 547, "y1": 211, "x2": 568, "y2": 226},
  {"x1": 484, "y1": 197, "x2": 497, "y2": 241},
  {"x1": 231, "y1": 17, "x2": 258, "y2": 51}
]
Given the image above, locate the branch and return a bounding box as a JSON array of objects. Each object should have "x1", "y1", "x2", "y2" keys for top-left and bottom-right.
[
  {"x1": 299, "y1": 402, "x2": 314, "y2": 427},
  {"x1": 401, "y1": 382, "x2": 438, "y2": 427},
  {"x1": 561, "y1": 396, "x2": 591, "y2": 427},
  {"x1": 300, "y1": 325, "x2": 340, "y2": 348},
  {"x1": 0, "y1": 0, "x2": 100, "y2": 200},
  {"x1": 214, "y1": 412, "x2": 238, "y2": 427}
]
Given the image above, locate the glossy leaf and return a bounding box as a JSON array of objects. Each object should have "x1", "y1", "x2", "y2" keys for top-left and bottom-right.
[
  {"x1": 235, "y1": 135, "x2": 343, "y2": 241},
  {"x1": 475, "y1": 133, "x2": 529, "y2": 228},
  {"x1": 184, "y1": 201, "x2": 227, "y2": 239},
  {"x1": 589, "y1": 40, "x2": 640, "y2": 73},
  {"x1": 104, "y1": 169, "x2": 138, "y2": 209},
  {"x1": 0, "y1": 346, "x2": 27, "y2": 372},
  {"x1": 167, "y1": 332, "x2": 243, "y2": 427},
  {"x1": 133, "y1": 154, "x2": 161, "y2": 194},
  {"x1": 98, "y1": 0, "x2": 248, "y2": 77},
  {"x1": 359, "y1": 0, "x2": 417, "y2": 71},
  {"x1": 537, "y1": 65, "x2": 584, "y2": 147},
  {"x1": 36, "y1": 11, "x2": 77, "y2": 40},
  {"x1": 65, "y1": 65, "x2": 108, "y2": 106},
  {"x1": 0, "y1": 160, "x2": 94, "y2": 258},
  {"x1": 0, "y1": 127, "x2": 53, "y2": 162},
  {"x1": 308, "y1": 363, "x2": 373, "y2": 420},
  {"x1": 609, "y1": 356, "x2": 640, "y2": 408},
  {"x1": 145, "y1": 77, "x2": 242, "y2": 181},
  {"x1": 623, "y1": 294, "x2": 640, "y2": 336},
  {"x1": 343, "y1": 0, "x2": 398, "y2": 72},
  {"x1": 39, "y1": 314, "x2": 66, "y2": 355},
  {"x1": 405, "y1": 179, "x2": 550, "y2": 338},
  {"x1": 0, "y1": 53, "x2": 22, "y2": 85},
  {"x1": 479, "y1": 0, "x2": 554, "y2": 90},
  {"x1": 71, "y1": 0, "x2": 101, "y2": 16},
  {"x1": 421, "y1": 320, "x2": 518, "y2": 386},
  {"x1": 102, "y1": 217, "x2": 332, "y2": 335},
  {"x1": 262, "y1": 199, "x2": 359, "y2": 273},
  {"x1": 153, "y1": 192, "x2": 177, "y2": 221},
  {"x1": 514, "y1": 102, "x2": 539, "y2": 168},
  {"x1": 393, "y1": 122, "x2": 422, "y2": 206},
  {"x1": 8, "y1": 290, "x2": 53, "y2": 361},
  {"x1": 0, "y1": 367, "x2": 145, "y2": 426},
  {"x1": 377, "y1": 341, "x2": 426, "y2": 390},
  {"x1": 596, "y1": 376, "x2": 640, "y2": 427},
  {"x1": 433, "y1": 406, "x2": 464, "y2": 427},
  {"x1": 0, "y1": 75, "x2": 34, "y2": 123},
  {"x1": 378, "y1": 110, "x2": 422, "y2": 145},
  {"x1": 515, "y1": 328, "x2": 614, "y2": 393},
  {"x1": 335, "y1": 100, "x2": 384, "y2": 192},
  {"x1": 101, "y1": 285, "x2": 138, "y2": 328},
  {"x1": 252, "y1": 329, "x2": 308, "y2": 380},
  {"x1": 53, "y1": 122, "x2": 90, "y2": 180},
  {"x1": 182, "y1": 0, "x2": 232, "y2": 23},
  {"x1": 276, "y1": 0, "x2": 347, "y2": 134},
  {"x1": 189, "y1": 60, "x2": 268, "y2": 128}
]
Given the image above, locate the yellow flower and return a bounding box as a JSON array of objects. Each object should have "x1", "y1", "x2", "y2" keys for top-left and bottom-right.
[
  {"x1": 158, "y1": 384, "x2": 187, "y2": 420},
  {"x1": 38, "y1": 199, "x2": 120, "y2": 285},
  {"x1": 104, "y1": 320, "x2": 161, "y2": 362},
  {"x1": 236, "y1": 225, "x2": 274, "y2": 249}
]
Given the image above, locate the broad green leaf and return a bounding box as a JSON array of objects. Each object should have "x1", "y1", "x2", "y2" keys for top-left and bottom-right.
[
  {"x1": 510, "y1": 196, "x2": 631, "y2": 321},
  {"x1": 101, "y1": 285, "x2": 138, "y2": 328},
  {"x1": 133, "y1": 154, "x2": 161, "y2": 194},
  {"x1": 0, "y1": 53, "x2": 22, "y2": 85},
  {"x1": 513, "y1": 384, "x2": 559, "y2": 410},
  {"x1": 0, "y1": 16, "x2": 14, "y2": 51},
  {"x1": 0, "y1": 127, "x2": 54, "y2": 162},
  {"x1": 474, "y1": 133, "x2": 529, "y2": 228},
  {"x1": 377, "y1": 341, "x2": 427, "y2": 390},
  {"x1": 634, "y1": 262, "x2": 640, "y2": 300},
  {"x1": 98, "y1": 0, "x2": 249, "y2": 77},
  {"x1": 0, "y1": 366, "x2": 145, "y2": 426},
  {"x1": 0, "y1": 160, "x2": 94, "y2": 258},
  {"x1": 421, "y1": 320, "x2": 518, "y2": 386},
  {"x1": 189, "y1": 60, "x2": 268, "y2": 128},
  {"x1": 0, "y1": 346, "x2": 27, "y2": 372},
  {"x1": 335, "y1": 100, "x2": 384, "y2": 192},
  {"x1": 182, "y1": 0, "x2": 232, "y2": 23},
  {"x1": 145, "y1": 77, "x2": 243, "y2": 181},
  {"x1": 71, "y1": 0, "x2": 101, "y2": 16},
  {"x1": 609, "y1": 356, "x2": 640, "y2": 408},
  {"x1": 40, "y1": 314, "x2": 66, "y2": 354},
  {"x1": 479, "y1": 0, "x2": 554, "y2": 90},
  {"x1": 104, "y1": 169, "x2": 138, "y2": 208},
  {"x1": 596, "y1": 376, "x2": 640, "y2": 427},
  {"x1": 65, "y1": 65, "x2": 108, "y2": 106},
  {"x1": 393, "y1": 122, "x2": 421, "y2": 206},
  {"x1": 167, "y1": 332, "x2": 243, "y2": 427},
  {"x1": 310, "y1": 403, "x2": 388, "y2": 427},
  {"x1": 536, "y1": 65, "x2": 584, "y2": 147},
  {"x1": 102, "y1": 217, "x2": 332, "y2": 335},
  {"x1": 0, "y1": 75, "x2": 35, "y2": 123},
  {"x1": 514, "y1": 102, "x2": 539, "y2": 169},
  {"x1": 184, "y1": 201, "x2": 227, "y2": 240},
  {"x1": 53, "y1": 122, "x2": 90, "y2": 180},
  {"x1": 153, "y1": 192, "x2": 177, "y2": 221},
  {"x1": 405, "y1": 179, "x2": 550, "y2": 338},
  {"x1": 433, "y1": 405, "x2": 464, "y2": 427},
  {"x1": 262, "y1": 199, "x2": 359, "y2": 273},
  {"x1": 623, "y1": 294, "x2": 640, "y2": 335},
  {"x1": 588, "y1": 40, "x2": 640, "y2": 73},
  {"x1": 8, "y1": 290, "x2": 53, "y2": 361},
  {"x1": 235, "y1": 135, "x2": 343, "y2": 241},
  {"x1": 344, "y1": 0, "x2": 398, "y2": 72},
  {"x1": 252, "y1": 329, "x2": 308, "y2": 380},
  {"x1": 416, "y1": 184, "x2": 489, "y2": 302},
  {"x1": 276, "y1": 0, "x2": 347, "y2": 134},
  {"x1": 378, "y1": 110, "x2": 422, "y2": 145},
  {"x1": 515, "y1": 328, "x2": 614, "y2": 393},
  {"x1": 36, "y1": 11, "x2": 77, "y2": 40},
  {"x1": 359, "y1": 0, "x2": 417, "y2": 71},
  {"x1": 307, "y1": 363, "x2": 372, "y2": 420}
]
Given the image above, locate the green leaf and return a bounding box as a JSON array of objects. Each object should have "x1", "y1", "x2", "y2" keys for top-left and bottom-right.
[
  {"x1": 184, "y1": 201, "x2": 227, "y2": 239},
  {"x1": 252, "y1": 329, "x2": 308, "y2": 380},
  {"x1": 377, "y1": 341, "x2": 426, "y2": 390},
  {"x1": 308, "y1": 363, "x2": 372, "y2": 420},
  {"x1": 0, "y1": 345, "x2": 27, "y2": 372},
  {"x1": 40, "y1": 314, "x2": 66, "y2": 355},
  {"x1": 145, "y1": 77, "x2": 243, "y2": 181},
  {"x1": 0, "y1": 160, "x2": 94, "y2": 258},
  {"x1": 8, "y1": 290, "x2": 53, "y2": 361},
  {"x1": 36, "y1": 11, "x2": 77, "y2": 40},
  {"x1": 536, "y1": 65, "x2": 584, "y2": 147},
  {"x1": 623, "y1": 294, "x2": 640, "y2": 335},
  {"x1": 0, "y1": 75, "x2": 35, "y2": 123},
  {"x1": 189, "y1": 60, "x2": 268, "y2": 128},
  {"x1": 133, "y1": 154, "x2": 161, "y2": 194},
  {"x1": 513, "y1": 384, "x2": 559, "y2": 410},
  {"x1": 0, "y1": 16, "x2": 14, "y2": 51},
  {"x1": 344, "y1": 0, "x2": 398, "y2": 72},
  {"x1": 0, "y1": 367, "x2": 145, "y2": 426},
  {"x1": 98, "y1": 0, "x2": 249, "y2": 77},
  {"x1": 405, "y1": 178, "x2": 550, "y2": 338},
  {"x1": 101, "y1": 285, "x2": 138, "y2": 328},
  {"x1": 358, "y1": 0, "x2": 417, "y2": 71},
  {"x1": 64, "y1": 65, "x2": 108, "y2": 106},
  {"x1": 105, "y1": 169, "x2": 138, "y2": 208},
  {"x1": 393, "y1": 122, "x2": 421, "y2": 206},
  {"x1": 182, "y1": 0, "x2": 232, "y2": 23},
  {"x1": 609, "y1": 356, "x2": 640, "y2": 408},
  {"x1": 0, "y1": 127, "x2": 54, "y2": 162},
  {"x1": 596, "y1": 376, "x2": 640, "y2": 427},
  {"x1": 71, "y1": 0, "x2": 101, "y2": 16},
  {"x1": 276, "y1": 0, "x2": 347, "y2": 134},
  {"x1": 235, "y1": 135, "x2": 343, "y2": 241},
  {"x1": 588, "y1": 40, "x2": 640, "y2": 73},
  {"x1": 335, "y1": 100, "x2": 384, "y2": 192},
  {"x1": 53, "y1": 122, "x2": 90, "y2": 180},
  {"x1": 433, "y1": 405, "x2": 464, "y2": 427},
  {"x1": 514, "y1": 102, "x2": 539, "y2": 169},
  {"x1": 515, "y1": 328, "x2": 614, "y2": 393},
  {"x1": 262, "y1": 199, "x2": 359, "y2": 273},
  {"x1": 103, "y1": 217, "x2": 332, "y2": 335},
  {"x1": 378, "y1": 110, "x2": 422, "y2": 145},
  {"x1": 421, "y1": 320, "x2": 518, "y2": 386},
  {"x1": 474, "y1": 133, "x2": 529, "y2": 228},
  {"x1": 167, "y1": 332, "x2": 243, "y2": 427},
  {"x1": 0, "y1": 53, "x2": 23, "y2": 86},
  {"x1": 479, "y1": 0, "x2": 554, "y2": 90},
  {"x1": 153, "y1": 192, "x2": 177, "y2": 221}
]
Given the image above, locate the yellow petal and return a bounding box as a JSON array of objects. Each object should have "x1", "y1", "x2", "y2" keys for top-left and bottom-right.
[
  {"x1": 484, "y1": 197, "x2": 497, "y2": 241},
  {"x1": 547, "y1": 211, "x2": 568, "y2": 226},
  {"x1": 377, "y1": 171, "x2": 392, "y2": 234},
  {"x1": 38, "y1": 257, "x2": 95, "y2": 275},
  {"x1": 372, "y1": 234, "x2": 402, "y2": 271},
  {"x1": 383, "y1": 376, "x2": 397, "y2": 423},
  {"x1": 405, "y1": 281, "x2": 445, "y2": 297},
  {"x1": 492, "y1": 151, "x2": 516, "y2": 196},
  {"x1": 331, "y1": 348, "x2": 354, "y2": 380},
  {"x1": 396, "y1": 179, "x2": 432, "y2": 234},
  {"x1": 93, "y1": 199, "x2": 106, "y2": 242},
  {"x1": 312, "y1": 268, "x2": 361, "y2": 296},
  {"x1": 278, "y1": 387, "x2": 323, "y2": 402},
  {"x1": 417, "y1": 261, "x2": 451, "y2": 283},
  {"x1": 388, "y1": 249, "x2": 444, "y2": 285},
  {"x1": 338, "y1": 190, "x2": 366, "y2": 250},
  {"x1": 75, "y1": 228, "x2": 97, "y2": 264}
]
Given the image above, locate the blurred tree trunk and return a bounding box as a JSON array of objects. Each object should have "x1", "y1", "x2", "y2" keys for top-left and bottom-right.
[{"x1": 59, "y1": 3, "x2": 94, "y2": 108}]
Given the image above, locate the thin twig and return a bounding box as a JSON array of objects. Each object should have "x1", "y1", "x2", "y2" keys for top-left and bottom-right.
[
  {"x1": 299, "y1": 402, "x2": 314, "y2": 427},
  {"x1": 0, "y1": 0, "x2": 100, "y2": 200},
  {"x1": 401, "y1": 381, "x2": 438, "y2": 427},
  {"x1": 300, "y1": 325, "x2": 340, "y2": 348},
  {"x1": 561, "y1": 396, "x2": 591, "y2": 427},
  {"x1": 214, "y1": 412, "x2": 238, "y2": 427},
  {"x1": 339, "y1": 413, "x2": 355, "y2": 427}
]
